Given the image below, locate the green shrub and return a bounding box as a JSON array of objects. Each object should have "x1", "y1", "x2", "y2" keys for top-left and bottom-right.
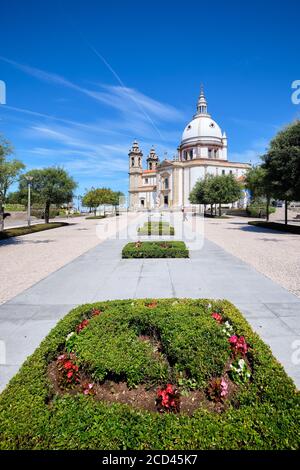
[
  {"x1": 0, "y1": 299, "x2": 299, "y2": 450},
  {"x1": 0, "y1": 223, "x2": 69, "y2": 240},
  {"x1": 122, "y1": 241, "x2": 189, "y2": 258},
  {"x1": 31, "y1": 208, "x2": 60, "y2": 219},
  {"x1": 246, "y1": 201, "x2": 276, "y2": 218},
  {"x1": 3, "y1": 204, "x2": 25, "y2": 212},
  {"x1": 138, "y1": 221, "x2": 175, "y2": 235},
  {"x1": 248, "y1": 221, "x2": 300, "y2": 234}
]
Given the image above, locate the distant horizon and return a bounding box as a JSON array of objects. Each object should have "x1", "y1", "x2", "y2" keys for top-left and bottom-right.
[{"x1": 1, "y1": 0, "x2": 300, "y2": 197}]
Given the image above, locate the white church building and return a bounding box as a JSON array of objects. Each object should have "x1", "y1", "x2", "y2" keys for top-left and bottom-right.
[{"x1": 128, "y1": 87, "x2": 251, "y2": 210}]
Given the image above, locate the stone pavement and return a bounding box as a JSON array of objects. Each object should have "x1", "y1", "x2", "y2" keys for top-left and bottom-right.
[{"x1": 0, "y1": 212, "x2": 299, "y2": 391}]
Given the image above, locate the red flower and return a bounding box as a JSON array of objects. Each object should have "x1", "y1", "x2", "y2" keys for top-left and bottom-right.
[
  {"x1": 146, "y1": 301, "x2": 158, "y2": 309},
  {"x1": 76, "y1": 319, "x2": 89, "y2": 333},
  {"x1": 156, "y1": 384, "x2": 180, "y2": 413},
  {"x1": 56, "y1": 353, "x2": 80, "y2": 387},
  {"x1": 92, "y1": 309, "x2": 102, "y2": 317},
  {"x1": 64, "y1": 361, "x2": 73, "y2": 370},
  {"x1": 211, "y1": 312, "x2": 223, "y2": 323}
]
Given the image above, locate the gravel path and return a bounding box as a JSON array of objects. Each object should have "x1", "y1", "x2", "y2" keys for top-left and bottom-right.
[
  {"x1": 0, "y1": 214, "x2": 137, "y2": 305},
  {"x1": 203, "y1": 216, "x2": 300, "y2": 298}
]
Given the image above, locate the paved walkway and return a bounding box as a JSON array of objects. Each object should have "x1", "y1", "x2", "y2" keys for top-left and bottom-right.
[
  {"x1": 0, "y1": 213, "x2": 299, "y2": 391},
  {"x1": 0, "y1": 213, "x2": 137, "y2": 304},
  {"x1": 204, "y1": 215, "x2": 300, "y2": 298}
]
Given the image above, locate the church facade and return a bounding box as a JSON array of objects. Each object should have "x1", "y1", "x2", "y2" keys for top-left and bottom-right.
[{"x1": 128, "y1": 87, "x2": 251, "y2": 210}]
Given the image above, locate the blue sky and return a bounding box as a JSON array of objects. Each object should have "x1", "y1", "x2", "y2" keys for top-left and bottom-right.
[{"x1": 0, "y1": 0, "x2": 300, "y2": 197}]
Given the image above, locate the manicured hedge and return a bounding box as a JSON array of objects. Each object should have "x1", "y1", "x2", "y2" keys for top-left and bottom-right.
[
  {"x1": 85, "y1": 215, "x2": 106, "y2": 220},
  {"x1": 0, "y1": 299, "x2": 299, "y2": 450},
  {"x1": 248, "y1": 221, "x2": 300, "y2": 234},
  {"x1": 0, "y1": 222, "x2": 69, "y2": 240},
  {"x1": 138, "y1": 221, "x2": 175, "y2": 235},
  {"x1": 122, "y1": 241, "x2": 188, "y2": 258}
]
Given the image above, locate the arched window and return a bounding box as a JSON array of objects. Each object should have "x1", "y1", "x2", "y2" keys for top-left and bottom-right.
[
  {"x1": 149, "y1": 162, "x2": 152, "y2": 170},
  {"x1": 131, "y1": 157, "x2": 134, "y2": 167},
  {"x1": 214, "y1": 149, "x2": 218, "y2": 158},
  {"x1": 208, "y1": 149, "x2": 212, "y2": 158},
  {"x1": 183, "y1": 151, "x2": 187, "y2": 161},
  {"x1": 164, "y1": 177, "x2": 169, "y2": 189},
  {"x1": 189, "y1": 149, "x2": 193, "y2": 159}
]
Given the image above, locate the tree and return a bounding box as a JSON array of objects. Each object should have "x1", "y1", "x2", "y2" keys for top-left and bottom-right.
[
  {"x1": 82, "y1": 187, "x2": 111, "y2": 215},
  {"x1": 262, "y1": 120, "x2": 300, "y2": 224},
  {"x1": 82, "y1": 188, "x2": 124, "y2": 215},
  {"x1": 208, "y1": 174, "x2": 242, "y2": 216},
  {"x1": 245, "y1": 165, "x2": 272, "y2": 220},
  {"x1": 190, "y1": 174, "x2": 242, "y2": 216},
  {"x1": 189, "y1": 175, "x2": 213, "y2": 213},
  {"x1": 0, "y1": 135, "x2": 25, "y2": 231},
  {"x1": 108, "y1": 190, "x2": 125, "y2": 213},
  {"x1": 18, "y1": 167, "x2": 77, "y2": 223}
]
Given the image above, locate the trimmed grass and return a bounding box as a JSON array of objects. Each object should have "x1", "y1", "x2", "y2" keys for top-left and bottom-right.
[
  {"x1": 248, "y1": 220, "x2": 300, "y2": 234},
  {"x1": 0, "y1": 298, "x2": 299, "y2": 450},
  {"x1": 85, "y1": 215, "x2": 107, "y2": 220},
  {"x1": 138, "y1": 221, "x2": 175, "y2": 235},
  {"x1": 0, "y1": 222, "x2": 69, "y2": 240},
  {"x1": 122, "y1": 241, "x2": 188, "y2": 258}
]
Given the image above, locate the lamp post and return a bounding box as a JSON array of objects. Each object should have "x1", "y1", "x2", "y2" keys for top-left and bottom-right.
[{"x1": 25, "y1": 175, "x2": 33, "y2": 227}]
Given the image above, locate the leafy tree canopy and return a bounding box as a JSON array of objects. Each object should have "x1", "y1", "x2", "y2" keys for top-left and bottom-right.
[
  {"x1": 262, "y1": 120, "x2": 300, "y2": 201},
  {"x1": 19, "y1": 167, "x2": 77, "y2": 223}
]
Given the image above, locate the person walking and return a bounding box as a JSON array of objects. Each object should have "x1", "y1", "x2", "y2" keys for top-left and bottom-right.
[{"x1": 182, "y1": 206, "x2": 188, "y2": 222}]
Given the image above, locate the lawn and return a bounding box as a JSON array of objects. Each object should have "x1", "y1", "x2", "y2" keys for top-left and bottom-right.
[
  {"x1": 138, "y1": 221, "x2": 175, "y2": 235},
  {"x1": 0, "y1": 222, "x2": 69, "y2": 240},
  {"x1": 122, "y1": 241, "x2": 188, "y2": 258},
  {"x1": 0, "y1": 298, "x2": 299, "y2": 450}
]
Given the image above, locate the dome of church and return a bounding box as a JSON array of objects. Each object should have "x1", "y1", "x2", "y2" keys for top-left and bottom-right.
[
  {"x1": 181, "y1": 87, "x2": 224, "y2": 145},
  {"x1": 182, "y1": 115, "x2": 223, "y2": 143}
]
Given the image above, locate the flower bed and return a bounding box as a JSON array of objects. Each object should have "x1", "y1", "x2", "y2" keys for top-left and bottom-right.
[
  {"x1": 0, "y1": 222, "x2": 69, "y2": 240},
  {"x1": 122, "y1": 241, "x2": 188, "y2": 258},
  {"x1": 0, "y1": 299, "x2": 299, "y2": 450},
  {"x1": 137, "y1": 221, "x2": 175, "y2": 235}
]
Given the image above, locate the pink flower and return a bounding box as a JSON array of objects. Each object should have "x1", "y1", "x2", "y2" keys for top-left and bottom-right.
[
  {"x1": 229, "y1": 335, "x2": 248, "y2": 356},
  {"x1": 220, "y1": 378, "x2": 228, "y2": 397}
]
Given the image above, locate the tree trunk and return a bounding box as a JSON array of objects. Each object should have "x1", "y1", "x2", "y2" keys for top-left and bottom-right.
[
  {"x1": 210, "y1": 204, "x2": 213, "y2": 215},
  {"x1": 285, "y1": 200, "x2": 288, "y2": 225},
  {"x1": 219, "y1": 202, "x2": 222, "y2": 217},
  {"x1": 215, "y1": 204, "x2": 217, "y2": 216},
  {"x1": 266, "y1": 196, "x2": 270, "y2": 222},
  {"x1": 94, "y1": 208, "x2": 97, "y2": 216},
  {"x1": 44, "y1": 201, "x2": 50, "y2": 224},
  {"x1": 0, "y1": 200, "x2": 4, "y2": 232}
]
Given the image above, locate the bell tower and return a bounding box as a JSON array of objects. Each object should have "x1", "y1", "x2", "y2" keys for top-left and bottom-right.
[
  {"x1": 146, "y1": 146, "x2": 159, "y2": 171},
  {"x1": 128, "y1": 140, "x2": 143, "y2": 210}
]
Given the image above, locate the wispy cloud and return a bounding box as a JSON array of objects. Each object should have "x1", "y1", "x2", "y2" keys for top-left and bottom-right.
[{"x1": 0, "y1": 56, "x2": 184, "y2": 140}]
